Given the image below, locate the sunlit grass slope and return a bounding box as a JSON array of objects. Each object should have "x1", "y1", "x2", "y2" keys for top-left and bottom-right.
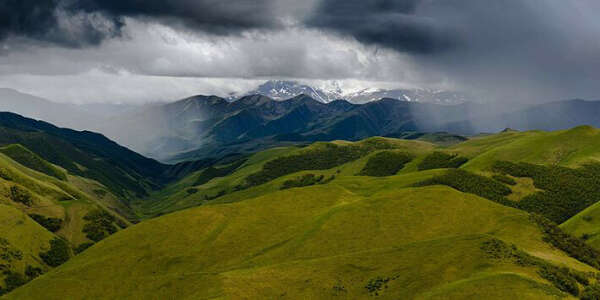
[
  {"x1": 0, "y1": 203, "x2": 55, "y2": 294},
  {"x1": 0, "y1": 147, "x2": 129, "y2": 248},
  {"x1": 134, "y1": 137, "x2": 435, "y2": 218},
  {"x1": 562, "y1": 203, "x2": 600, "y2": 250},
  {"x1": 452, "y1": 126, "x2": 600, "y2": 171},
  {"x1": 7, "y1": 182, "x2": 594, "y2": 299}
]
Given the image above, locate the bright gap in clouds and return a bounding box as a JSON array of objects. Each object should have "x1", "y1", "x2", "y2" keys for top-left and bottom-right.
[{"x1": 0, "y1": 18, "x2": 440, "y2": 104}]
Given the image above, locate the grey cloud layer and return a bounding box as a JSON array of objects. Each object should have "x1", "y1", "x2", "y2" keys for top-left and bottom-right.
[
  {"x1": 1, "y1": 0, "x2": 600, "y2": 104},
  {"x1": 306, "y1": 0, "x2": 456, "y2": 54},
  {"x1": 0, "y1": 0, "x2": 306, "y2": 47}
]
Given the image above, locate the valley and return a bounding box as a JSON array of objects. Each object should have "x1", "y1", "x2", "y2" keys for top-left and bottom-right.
[{"x1": 0, "y1": 109, "x2": 600, "y2": 298}]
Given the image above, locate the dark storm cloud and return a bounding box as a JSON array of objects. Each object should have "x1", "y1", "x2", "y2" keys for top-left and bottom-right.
[
  {"x1": 0, "y1": 0, "x2": 283, "y2": 47},
  {"x1": 306, "y1": 0, "x2": 600, "y2": 101},
  {"x1": 306, "y1": 0, "x2": 456, "y2": 54},
  {"x1": 69, "y1": 0, "x2": 280, "y2": 34},
  {"x1": 0, "y1": 0, "x2": 122, "y2": 47}
]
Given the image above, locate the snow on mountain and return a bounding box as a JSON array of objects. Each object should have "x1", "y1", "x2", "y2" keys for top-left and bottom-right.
[{"x1": 228, "y1": 80, "x2": 472, "y2": 105}]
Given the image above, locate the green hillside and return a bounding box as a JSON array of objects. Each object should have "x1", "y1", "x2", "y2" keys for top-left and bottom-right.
[
  {"x1": 7, "y1": 125, "x2": 600, "y2": 299},
  {"x1": 0, "y1": 204, "x2": 55, "y2": 296},
  {"x1": 5, "y1": 183, "x2": 596, "y2": 299},
  {"x1": 0, "y1": 141, "x2": 132, "y2": 293}
]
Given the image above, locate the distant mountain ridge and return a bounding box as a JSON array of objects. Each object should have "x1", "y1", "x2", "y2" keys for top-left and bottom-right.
[
  {"x1": 228, "y1": 80, "x2": 474, "y2": 105},
  {"x1": 2, "y1": 87, "x2": 600, "y2": 163},
  {"x1": 97, "y1": 93, "x2": 499, "y2": 162}
]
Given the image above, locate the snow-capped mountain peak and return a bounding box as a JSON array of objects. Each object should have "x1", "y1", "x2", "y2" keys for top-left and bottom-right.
[{"x1": 228, "y1": 80, "x2": 472, "y2": 105}]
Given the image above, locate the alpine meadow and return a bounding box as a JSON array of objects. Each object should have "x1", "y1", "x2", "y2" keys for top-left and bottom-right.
[{"x1": 2, "y1": 1, "x2": 600, "y2": 299}]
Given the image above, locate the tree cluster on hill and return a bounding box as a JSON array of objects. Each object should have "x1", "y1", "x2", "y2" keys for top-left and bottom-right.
[
  {"x1": 39, "y1": 238, "x2": 70, "y2": 267},
  {"x1": 280, "y1": 174, "x2": 335, "y2": 190},
  {"x1": 74, "y1": 242, "x2": 94, "y2": 254},
  {"x1": 530, "y1": 214, "x2": 600, "y2": 270},
  {"x1": 414, "y1": 169, "x2": 514, "y2": 206},
  {"x1": 492, "y1": 174, "x2": 517, "y2": 186},
  {"x1": 8, "y1": 186, "x2": 32, "y2": 206},
  {"x1": 29, "y1": 214, "x2": 62, "y2": 232},
  {"x1": 82, "y1": 209, "x2": 118, "y2": 242},
  {"x1": 193, "y1": 159, "x2": 246, "y2": 186},
  {"x1": 417, "y1": 152, "x2": 468, "y2": 171},
  {"x1": 493, "y1": 161, "x2": 600, "y2": 223},
  {"x1": 359, "y1": 151, "x2": 413, "y2": 177},
  {"x1": 482, "y1": 237, "x2": 594, "y2": 297},
  {"x1": 245, "y1": 141, "x2": 395, "y2": 188}
]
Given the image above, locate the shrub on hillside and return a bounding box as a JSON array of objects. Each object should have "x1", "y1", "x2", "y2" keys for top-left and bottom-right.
[
  {"x1": 0, "y1": 168, "x2": 11, "y2": 181},
  {"x1": 1, "y1": 272, "x2": 27, "y2": 295},
  {"x1": 24, "y1": 265, "x2": 42, "y2": 279},
  {"x1": 39, "y1": 238, "x2": 70, "y2": 267},
  {"x1": 74, "y1": 242, "x2": 94, "y2": 254},
  {"x1": 481, "y1": 239, "x2": 534, "y2": 265},
  {"x1": 538, "y1": 265, "x2": 579, "y2": 296},
  {"x1": 582, "y1": 284, "x2": 600, "y2": 300},
  {"x1": 204, "y1": 190, "x2": 226, "y2": 201},
  {"x1": 530, "y1": 214, "x2": 600, "y2": 270},
  {"x1": 417, "y1": 152, "x2": 468, "y2": 171},
  {"x1": 359, "y1": 151, "x2": 413, "y2": 177},
  {"x1": 492, "y1": 174, "x2": 517, "y2": 186},
  {"x1": 29, "y1": 214, "x2": 62, "y2": 232},
  {"x1": 0, "y1": 238, "x2": 23, "y2": 263},
  {"x1": 482, "y1": 238, "x2": 592, "y2": 296},
  {"x1": 194, "y1": 159, "x2": 246, "y2": 186},
  {"x1": 281, "y1": 174, "x2": 324, "y2": 190},
  {"x1": 8, "y1": 186, "x2": 32, "y2": 206},
  {"x1": 82, "y1": 209, "x2": 118, "y2": 242}
]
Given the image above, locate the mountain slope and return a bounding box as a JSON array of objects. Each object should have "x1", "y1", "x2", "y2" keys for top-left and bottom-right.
[
  {"x1": 0, "y1": 112, "x2": 170, "y2": 199},
  {"x1": 0, "y1": 146, "x2": 136, "y2": 294}
]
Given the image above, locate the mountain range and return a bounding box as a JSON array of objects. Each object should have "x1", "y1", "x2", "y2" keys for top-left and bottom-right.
[
  {"x1": 2, "y1": 84, "x2": 600, "y2": 164},
  {"x1": 99, "y1": 94, "x2": 600, "y2": 163},
  {"x1": 227, "y1": 80, "x2": 474, "y2": 104}
]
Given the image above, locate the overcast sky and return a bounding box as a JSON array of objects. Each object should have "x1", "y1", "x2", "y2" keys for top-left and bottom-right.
[{"x1": 1, "y1": 0, "x2": 599, "y2": 104}]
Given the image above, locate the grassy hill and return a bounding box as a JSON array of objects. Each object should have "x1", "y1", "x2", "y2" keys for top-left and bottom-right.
[
  {"x1": 6, "y1": 182, "x2": 596, "y2": 299},
  {"x1": 4, "y1": 124, "x2": 600, "y2": 298},
  {"x1": 0, "y1": 138, "x2": 136, "y2": 293},
  {"x1": 0, "y1": 204, "x2": 55, "y2": 296},
  {"x1": 8, "y1": 126, "x2": 600, "y2": 298},
  {"x1": 0, "y1": 112, "x2": 177, "y2": 200}
]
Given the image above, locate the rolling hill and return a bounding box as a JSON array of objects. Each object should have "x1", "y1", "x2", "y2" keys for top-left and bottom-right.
[
  {"x1": 0, "y1": 142, "x2": 131, "y2": 295},
  {"x1": 7, "y1": 126, "x2": 600, "y2": 299},
  {"x1": 0, "y1": 112, "x2": 217, "y2": 294}
]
